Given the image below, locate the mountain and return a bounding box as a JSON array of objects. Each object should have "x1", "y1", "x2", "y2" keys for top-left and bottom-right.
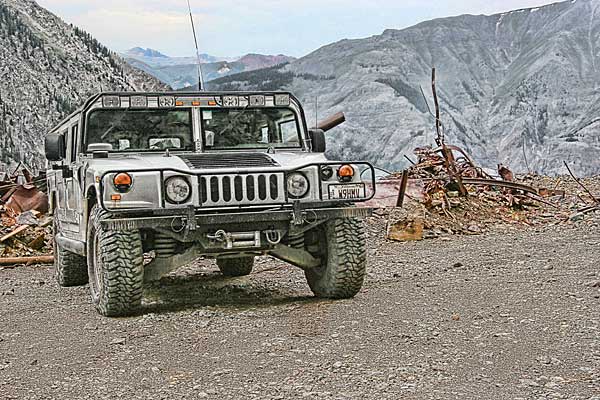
[
  {"x1": 123, "y1": 49, "x2": 296, "y2": 89},
  {"x1": 0, "y1": 1, "x2": 168, "y2": 170},
  {"x1": 123, "y1": 47, "x2": 225, "y2": 66},
  {"x1": 209, "y1": 0, "x2": 600, "y2": 176},
  {"x1": 126, "y1": 47, "x2": 169, "y2": 59},
  {"x1": 237, "y1": 54, "x2": 296, "y2": 71},
  {"x1": 126, "y1": 59, "x2": 247, "y2": 90}
]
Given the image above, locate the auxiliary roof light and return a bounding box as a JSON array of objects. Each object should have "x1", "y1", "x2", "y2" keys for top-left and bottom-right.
[
  {"x1": 274, "y1": 94, "x2": 290, "y2": 106},
  {"x1": 159, "y1": 96, "x2": 175, "y2": 108},
  {"x1": 130, "y1": 96, "x2": 147, "y2": 108},
  {"x1": 102, "y1": 96, "x2": 121, "y2": 108}
]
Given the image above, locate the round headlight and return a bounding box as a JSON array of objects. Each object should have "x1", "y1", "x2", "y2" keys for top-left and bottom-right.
[
  {"x1": 165, "y1": 176, "x2": 191, "y2": 204},
  {"x1": 287, "y1": 173, "x2": 310, "y2": 198}
]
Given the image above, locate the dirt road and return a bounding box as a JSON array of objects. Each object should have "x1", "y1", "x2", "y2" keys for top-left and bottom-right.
[{"x1": 1, "y1": 218, "x2": 599, "y2": 399}]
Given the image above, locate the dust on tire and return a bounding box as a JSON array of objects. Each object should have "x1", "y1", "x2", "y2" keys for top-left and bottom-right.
[
  {"x1": 87, "y1": 205, "x2": 144, "y2": 317},
  {"x1": 305, "y1": 217, "x2": 367, "y2": 299}
]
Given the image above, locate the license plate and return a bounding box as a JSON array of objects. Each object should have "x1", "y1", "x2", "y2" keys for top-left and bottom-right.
[{"x1": 328, "y1": 184, "x2": 366, "y2": 200}]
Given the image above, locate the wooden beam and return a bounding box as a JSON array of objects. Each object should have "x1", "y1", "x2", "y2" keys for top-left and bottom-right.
[{"x1": 0, "y1": 256, "x2": 54, "y2": 266}]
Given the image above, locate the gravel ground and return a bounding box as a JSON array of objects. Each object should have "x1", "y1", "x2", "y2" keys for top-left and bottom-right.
[{"x1": 0, "y1": 217, "x2": 599, "y2": 400}]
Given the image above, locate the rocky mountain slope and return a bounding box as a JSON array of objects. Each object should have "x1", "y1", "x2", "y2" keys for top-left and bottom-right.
[
  {"x1": 209, "y1": 0, "x2": 600, "y2": 176},
  {"x1": 0, "y1": 1, "x2": 168, "y2": 170},
  {"x1": 123, "y1": 48, "x2": 295, "y2": 89}
]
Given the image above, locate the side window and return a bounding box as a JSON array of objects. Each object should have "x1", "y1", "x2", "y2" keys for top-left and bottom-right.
[
  {"x1": 61, "y1": 129, "x2": 69, "y2": 163},
  {"x1": 70, "y1": 124, "x2": 78, "y2": 163}
]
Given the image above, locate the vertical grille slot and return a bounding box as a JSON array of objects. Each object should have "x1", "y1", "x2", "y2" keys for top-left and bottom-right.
[
  {"x1": 222, "y1": 176, "x2": 232, "y2": 202},
  {"x1": 258, "y1": 175, "x2": 267, "y2": 200},
  {"x1": 246, "y1": 176, "x2": 255, "y2": 201},
  {"x1": 234, "y1": 176, "x2": 243, "y2": 201},
  {"x1": 200, "y1": 177, "x2": 208, "y2": 204},
  {"x1": 210, "y1": 177, "x2": 220, "y2": 202},
  {"x1": 270, "y1": 175, "x2": 279, "y2": 200}
]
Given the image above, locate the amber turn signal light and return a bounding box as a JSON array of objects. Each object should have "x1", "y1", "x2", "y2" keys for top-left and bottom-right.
[
  {"x1": 113, "y1": 173, "x2": 133, "y2": 192},
  {"x1": 338, "y1": 165, "x2": 355, "y2": 178},
  {"x1": 337, "y1": 165, "x2": 355, "y2": 183}
]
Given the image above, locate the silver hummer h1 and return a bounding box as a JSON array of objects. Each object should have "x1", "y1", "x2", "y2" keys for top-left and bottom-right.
[{"x1": 45, "y1": 91, "x2": 375, "y2": 317}]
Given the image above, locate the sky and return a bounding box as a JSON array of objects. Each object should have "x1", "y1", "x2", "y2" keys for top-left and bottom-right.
[{"x1": 36, "y1": 0, "x2": 555, "y2": 58}]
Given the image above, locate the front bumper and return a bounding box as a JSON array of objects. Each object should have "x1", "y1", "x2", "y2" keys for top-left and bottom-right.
[{"x1": 100, "y1": 206, "x2": 373, "y2": 233}]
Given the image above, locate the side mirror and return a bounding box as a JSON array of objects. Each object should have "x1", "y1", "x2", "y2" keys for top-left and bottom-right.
[
  {"x1": 45, "y1": 134, "x2": 65, "y2": 161},
  {"x1": 309, "y1": 129, "x2": 326, "y2": 153}
]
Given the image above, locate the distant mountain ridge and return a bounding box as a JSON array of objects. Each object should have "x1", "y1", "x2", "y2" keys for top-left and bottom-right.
[
  {"x1": 122, "y1": 47, "x2": 296, "y2": 89},
  {"x1": 126, "y1": 47, "x2": 169, "y2": 59},
  {"x1": 208, "y1": 0, "x2": 600, "y2": 176},
  {"x1": 0, "y1": 1, "x2": 167, "y2": 169}
]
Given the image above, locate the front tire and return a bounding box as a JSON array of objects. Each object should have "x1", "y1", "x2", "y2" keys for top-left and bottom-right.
[
  {"x1": 53, "y1": 217, "x2": 88, "y2": 287},
  {"x1": 305, "y1": 217, "x2": 367, "y2": 299},
  {"x1": 217, "y1": 256, "x2": 254, "y2": 277},
  {"x1": 87, "y1": 205, "x2": 144, "y2": 317}
]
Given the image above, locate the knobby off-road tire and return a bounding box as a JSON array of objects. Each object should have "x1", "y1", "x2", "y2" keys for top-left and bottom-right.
[
  {"x1": 217, "y1": 257, "x2": 254, "y2": 277},
  {"x1": 87, "y1": 205, "x2": 144, "y2": 317},
  {"x1": 305, "y1": 217, "x2": 367, "y2": 299},
  {"x1": 53, "y1": 217, "x2": 88, "y2": 287}
]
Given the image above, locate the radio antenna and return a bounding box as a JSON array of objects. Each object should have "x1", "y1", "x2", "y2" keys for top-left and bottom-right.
[
  {"x1": 315, "y1": 96, "x2": 318, "y2": 129},
  {"x1": 187, "y1": 0, "x2": 205, "y2": 91}
]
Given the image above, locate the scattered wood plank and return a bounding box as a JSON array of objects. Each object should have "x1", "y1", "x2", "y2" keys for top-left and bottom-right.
[
  {"x1": 0, "y1": 225, "x2": 30, "y2": 243},
  {"x1": 0, "y1": 255, "x2": 54, "y2": 266}
]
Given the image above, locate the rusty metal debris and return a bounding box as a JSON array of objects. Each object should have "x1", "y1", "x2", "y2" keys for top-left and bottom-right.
[
  {"x1": 0, "y1": 165, "x2": 52, "y2": 263},
  {"x1": 371, "y1": 150, "x2": 600, "y2": 241},
  {"x1": 563, "y1": 161, "x2": 599, "y2": 205}
]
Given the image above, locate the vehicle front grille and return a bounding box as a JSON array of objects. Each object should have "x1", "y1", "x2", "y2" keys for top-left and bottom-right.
[
  {"x1": 199, "y1": 173, "x2": 286, "y2": 207},
  {"x1": 179, "y1": 153, "x2": 279, "y2": 169}
]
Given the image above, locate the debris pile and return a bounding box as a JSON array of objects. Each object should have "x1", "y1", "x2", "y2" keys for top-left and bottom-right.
[
  {"x1": 0, "y1": 165, "x2": 52, "y2": 265},
  {"x1": 364, "y1": 68, "x2": 600, "y2": 241},
  {"x1": 367, "y1": 144, "x2": 600, "y2": 241}
]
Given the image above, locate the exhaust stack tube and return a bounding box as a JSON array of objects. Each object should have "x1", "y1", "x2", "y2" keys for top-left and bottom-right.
[{"x1": 317, "y1": 112, "x2": 346, "y2": 132}]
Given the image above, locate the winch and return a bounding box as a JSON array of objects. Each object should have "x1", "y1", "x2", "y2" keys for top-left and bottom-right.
[{"x1": 207, "y1": 229, "x2": 283, "y2": 250}]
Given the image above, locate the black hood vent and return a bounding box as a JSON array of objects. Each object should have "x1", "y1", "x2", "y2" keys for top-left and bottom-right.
[{"x1": 179, "y1": 153, "x2": 280, "y2": 169}]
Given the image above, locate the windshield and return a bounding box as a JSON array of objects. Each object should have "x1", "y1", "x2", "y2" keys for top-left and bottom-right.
[
  {"x1": 201, "y1": 108, "x2": 302, "y2": 150},
  {"x1": 86, "y1": 109, "x2": 194, "y2": 152}
]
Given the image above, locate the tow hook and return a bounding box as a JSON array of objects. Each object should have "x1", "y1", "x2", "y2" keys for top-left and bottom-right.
[{"x1": 265, "y1": 230, "x2": 282, "y2": 245}]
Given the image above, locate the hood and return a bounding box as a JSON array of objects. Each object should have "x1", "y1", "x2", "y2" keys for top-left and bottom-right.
[
  {"x1": 88, "y1": 151, "x2": 329, "y2": 175},
  {"x1": 87, "y1": 154, "x2": 190, "y2": 175}
]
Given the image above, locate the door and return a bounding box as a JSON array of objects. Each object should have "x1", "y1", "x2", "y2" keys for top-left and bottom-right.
[{"x1": 60, "y1": 120, "x2": 84, "y2": 236}]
